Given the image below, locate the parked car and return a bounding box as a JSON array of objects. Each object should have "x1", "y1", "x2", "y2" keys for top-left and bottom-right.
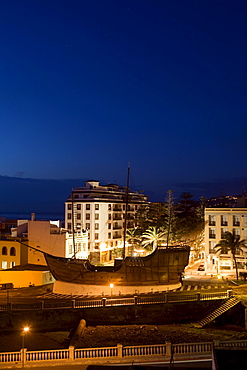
[{"x1": 197, "y1": 264, "x2": 205, "y2": 271}]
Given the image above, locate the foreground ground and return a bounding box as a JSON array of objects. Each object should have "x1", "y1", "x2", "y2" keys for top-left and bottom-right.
[{"x1": 0, "y1": 324, "x2": 247, "y2": 352}]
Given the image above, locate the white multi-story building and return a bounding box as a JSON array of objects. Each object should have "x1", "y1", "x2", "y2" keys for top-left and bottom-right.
[
  {"x1": 65, "y1": 180, "x2": 148, "y2": 263},
  {"x1": 204, "y1": 207, "x2": 247, "y2": 274}
]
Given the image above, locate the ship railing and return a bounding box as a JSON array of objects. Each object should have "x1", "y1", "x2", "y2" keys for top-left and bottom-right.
[{"x1": 1, "y1": 340, "x2": 247, "y2": 365}]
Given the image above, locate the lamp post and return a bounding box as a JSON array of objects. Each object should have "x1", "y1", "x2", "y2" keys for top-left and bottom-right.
[
  {"x1": 110, "y1": 283, "x2": 114, "y2": 300},
  {"x1": 21, "y1": 327, "x2": 29, "y2": 367}
]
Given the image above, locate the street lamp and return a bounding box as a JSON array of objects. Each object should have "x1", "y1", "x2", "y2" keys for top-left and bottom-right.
[
  {"x1": 110, "y1": 283, "x2": 114, "y2": 300},
  {"x1": 21, "y1": 327, "x2": 29, "y2": 367}
]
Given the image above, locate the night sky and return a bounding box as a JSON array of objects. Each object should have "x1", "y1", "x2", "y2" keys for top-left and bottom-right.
[{"x1": 1, "y1": 0, "x2": 247, "y2": 205}]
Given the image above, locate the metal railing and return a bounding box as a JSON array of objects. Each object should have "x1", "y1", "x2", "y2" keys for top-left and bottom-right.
[{"x1": 0, "y1": 291, "x2": 232, "y2": 312}]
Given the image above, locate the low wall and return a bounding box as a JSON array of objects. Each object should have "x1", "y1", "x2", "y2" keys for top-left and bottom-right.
[{"x1": 53, "y1": 280, "x2": 182, "y2": 296}]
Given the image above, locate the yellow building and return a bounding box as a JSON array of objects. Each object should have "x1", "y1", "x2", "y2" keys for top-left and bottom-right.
[
  {"x1": 0, "y1": 217, "x2": 66, "y2": 288},
  {"x1": 204, "y1": 208, "x2": 247, "y2": 274}
]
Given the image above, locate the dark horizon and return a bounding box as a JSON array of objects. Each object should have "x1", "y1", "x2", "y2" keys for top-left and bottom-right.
[{"x1": 0, "y1": 174, "x2": 246, "y2": 216}]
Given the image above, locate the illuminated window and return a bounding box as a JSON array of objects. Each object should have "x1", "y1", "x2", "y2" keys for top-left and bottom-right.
[
  {"x1": 95, "y1": 243, "x2": 99, "y2": 249},
  {"x1": 95, "y1": 233, "x2": 99, "y2": 240},
  {"x1": 95, "y1": 223, "x2": 99, "y2": 230},
  {"x1": 95, "y1": 204, "x2": 99, "y2": 210},
  {"x1": 221, "y1": 215, "x2": 228, "y2": 226},
  {"x1": 233, "y1": 215, "x2": 240, "y2": 226},
  {"x1": 1, "y1": 261, "x2": 7, "y2": 269},
  {"x1": 10, "y1": 262, "x2": 15, "y2": 268},
  {"x1": 2, "y1": 247, "x2": 7, "y2": 255},
  {"x1": 108, "y1": 204, "x2": 111, "y2": 211},
  {"x1": 95, "y1": 214, "x2": 99, "y2": 220},
  {"x1": 86, "y1": 223, "x2": 90, "y2": 229},
  {"x1": 10, "y1": 247, "x2": 16, "y2": 256}
]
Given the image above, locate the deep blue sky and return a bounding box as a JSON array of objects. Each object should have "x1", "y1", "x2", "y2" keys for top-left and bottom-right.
[{"x1": 1, "y1": 0, "x2": 247, "y2": 203}]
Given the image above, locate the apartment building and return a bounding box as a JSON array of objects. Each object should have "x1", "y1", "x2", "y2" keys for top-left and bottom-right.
[
  {"x1": 65, "y1": 180, "x2": 148, "y2": 263},
  {"x1": 204, "y1": 208, "x2": 247, "y2": 273}
]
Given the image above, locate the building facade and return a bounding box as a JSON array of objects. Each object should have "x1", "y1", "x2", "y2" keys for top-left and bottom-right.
[
  {"x1": 204, "y1": 207, "x2": 247, "y2": 274},
  {"x1": 65, "y1": 180, "x2": 148, "y2": 263}
]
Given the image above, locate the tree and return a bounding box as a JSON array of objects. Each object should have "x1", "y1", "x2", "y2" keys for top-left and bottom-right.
[
  {"x1": 126, "y1": 228, "x2": 142, "y2": 256},
  {"x1": 165, "y1": 190, "x2": 176, "y2": 246},
  {"x1": 141, "y1": 227, "x2": 166, "y2": 252},
  {"x1": 214, "y1": 231, "x2": 246, "y2": 280}
]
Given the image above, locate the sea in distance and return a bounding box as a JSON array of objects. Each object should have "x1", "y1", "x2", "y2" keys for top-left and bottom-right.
[{"x1": 0, "y1": 212, "x2": 65, "y2": 221}]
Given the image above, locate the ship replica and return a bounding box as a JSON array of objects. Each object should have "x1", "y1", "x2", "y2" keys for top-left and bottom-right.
[
  {"x1": 45, "y1": 245, "x2": 190, "y2": 287},
  {"x1": 45, "y1": 167, "x2": 190, "y2": 295}
]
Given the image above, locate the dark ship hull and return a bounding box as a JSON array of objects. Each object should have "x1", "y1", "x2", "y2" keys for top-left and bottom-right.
[{"x1": 45, "y1": 246, "x2": 190, "y2": 286}]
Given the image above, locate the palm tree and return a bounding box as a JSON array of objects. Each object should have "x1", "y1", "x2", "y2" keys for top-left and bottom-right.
[
  {"x1": 126, "y1": 228, "x2": 141, "y2": 256},
  {"x1": 214, "y1": 231, "x2": 246, "y2": 280},
  {"x1": 142, "y1": 227, "x2": 166, "y2": 252}
]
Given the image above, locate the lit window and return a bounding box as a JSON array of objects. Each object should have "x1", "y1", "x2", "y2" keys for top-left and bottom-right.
[
  {"x1": 95, "y1": 243, "x2": 99, "y2": 249},
  {"x1": 95, "y1": 223, "x2": 99, "y2": 230},
  {"x1": 10, "y1": 262, "x2": 15, "y2": 268},
  {"x1": 95, "y1": 233, "x2": 99, "y2": 240},
  {"x1": 95, "y1": 204, "x2": 99, "y2": 210},
  {"x1": 1, "y1": 261, "x2": 7, "y2": 269},
  {"x1": 95, "y1": 214, "x2": 99, "y2": 220},
  {"x1": 86, "y1": 223, "x2": 90, "y2": 229}
]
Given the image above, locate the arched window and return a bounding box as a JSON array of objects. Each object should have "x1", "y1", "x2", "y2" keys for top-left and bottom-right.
[
  {"x1": 2, "y1": 246, "x2": 7, "y2": 255},
  {"x1": 10, "y1": 247, "x2": 16, "y2": 256}
]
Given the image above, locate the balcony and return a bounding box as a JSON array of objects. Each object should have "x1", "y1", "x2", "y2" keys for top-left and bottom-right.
[
  {"x1": 113, "y1": 234, "x2": 122, "y2": 239},
  {"x1": 113, "y1": 206, "x2": 122, "y2": 211},
  {"x1": 113, "y1": 225, "x2": 122, "y2": 230},
  {"x1": 113, "y1": 214, "x2": 122, "y2": 220}
]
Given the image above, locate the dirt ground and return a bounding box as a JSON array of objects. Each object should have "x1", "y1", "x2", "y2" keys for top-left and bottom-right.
[{"x1": 1, "y1": 324, "x2": 247, "y2": 353}]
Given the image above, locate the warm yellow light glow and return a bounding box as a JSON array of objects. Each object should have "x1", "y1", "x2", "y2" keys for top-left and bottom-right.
[
  {"x1": 23, "y1": 327, "x2": 29, "y2": 333},
  {"x1": 100, "y1": 242, "x2": 107, "y2": 251},
  {"x1": 110, "y1": 283, "x2": 114, "y2": 289},
  {"x1": 217, "y1": 274, "x2": 222, "y2": 280}
]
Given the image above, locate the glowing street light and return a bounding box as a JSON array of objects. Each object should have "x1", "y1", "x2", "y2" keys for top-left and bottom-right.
[
  {"x1": 110, "y1": 283, "x2": 114, "y2": 300},
  {"x1": 21, "y1": 326, "x2": 30, "y2": 367}
]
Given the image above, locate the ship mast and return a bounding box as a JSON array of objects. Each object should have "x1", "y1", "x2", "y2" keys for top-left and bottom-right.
[{"x1": 122, "y1": 163, "x2": 130, "y2": 260}]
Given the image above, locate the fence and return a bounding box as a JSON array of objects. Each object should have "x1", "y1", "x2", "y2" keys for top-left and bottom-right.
[
  {"x1": 0, "y1": 339, "x2": 246, "y2": 366},
  {"x1": 0, "y1": 290, "x2": 232, "y2": 312}
]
